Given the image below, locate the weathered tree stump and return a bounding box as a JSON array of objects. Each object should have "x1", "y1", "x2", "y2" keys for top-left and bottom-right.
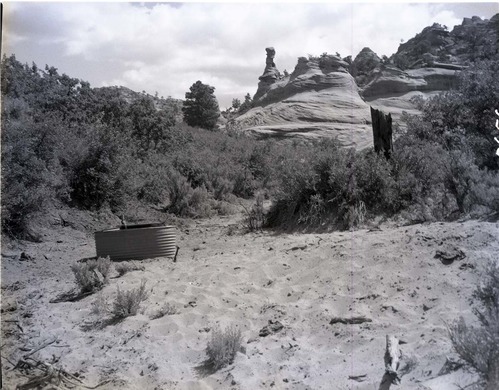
[
  {"x1": 370, "y1": 107, "x2": 393, "y2": 159},
  {"x1": 378, "y1": 335, "x2": 401, "y2": 390}
]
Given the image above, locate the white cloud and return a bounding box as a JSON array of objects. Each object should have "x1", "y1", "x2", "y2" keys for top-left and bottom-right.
[{"x1": 3, "y1": 2, "x2": 498, "y2": 108}]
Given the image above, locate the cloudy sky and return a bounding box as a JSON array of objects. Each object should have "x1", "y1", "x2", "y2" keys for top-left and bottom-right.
[{"x1": 2, "y1": 1, "x2": 498, "y2": 108}]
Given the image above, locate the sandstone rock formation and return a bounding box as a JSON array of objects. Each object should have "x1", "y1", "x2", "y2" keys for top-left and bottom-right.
[
  {"x1": 236, "y1": 52, "x2": 372, "y2": 148},
  {"x1": 233, "y1": 15, "x2": 498, "y2": 148},
  {"x1": 254, "y1": 47, "x2": 282, "y2": 101},
  {"x1": 352, "y1": 47, "x2": 382, "y2": 86},
  {"x1": 363, "y1": 66, "x2": 460, "y2": 122},
  {"x1": 393, "y1": 15, "x2": 498, "y2": 69}
]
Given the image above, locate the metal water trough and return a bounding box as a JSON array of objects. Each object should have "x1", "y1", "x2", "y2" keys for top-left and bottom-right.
[{"x1": 95, "y1": 223, "x2": 177, "y2": 261}]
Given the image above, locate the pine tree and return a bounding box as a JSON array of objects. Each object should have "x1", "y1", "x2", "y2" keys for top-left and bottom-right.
[{"x1": 182, "y1": 81, "x2": 220, "y2": 130}]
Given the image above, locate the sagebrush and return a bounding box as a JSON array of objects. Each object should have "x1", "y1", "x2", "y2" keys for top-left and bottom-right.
[
  {"x1": 115, "y1": 262, "x2": 145, "y2": 277},
  {"x1": 243, "y1": 192, "x2": 265, "y2": 231},
  {"x1": 205, "y1": 325, "x2": 242, "y2": 371},
  {"x1": 71, "y1": 257, "x2": 111, "y2": 294},
  {"x1": 111, "y1": 280, "x2": 149, "y2": 319},
  {"x1": 449, "y1": 259, "x2": 499, "y2": 388}
]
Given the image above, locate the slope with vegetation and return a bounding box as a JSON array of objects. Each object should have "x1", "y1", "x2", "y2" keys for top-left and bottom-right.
[
  {"x1": 0, "y1": 55, "x2": 309, "y2": 239},
  {"x1": 1, "y1": 15, "x2": 499, "y2": 390},
  {"x1": 2, "y1": 39, "x2": 499, "y2": 236}
]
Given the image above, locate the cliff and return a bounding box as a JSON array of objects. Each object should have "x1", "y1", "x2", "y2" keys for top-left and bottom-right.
[{"x1": 233, "y1": 15, "x2": 498, "y2": 148}]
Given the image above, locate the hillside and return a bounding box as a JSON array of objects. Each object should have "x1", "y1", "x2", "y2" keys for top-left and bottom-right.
[
  {"x1": 233, "y1": 15, "x2": 499, "y2": 147},
  {"x1": 2, "y1": 11, "x2": 499, "y2": 390}
]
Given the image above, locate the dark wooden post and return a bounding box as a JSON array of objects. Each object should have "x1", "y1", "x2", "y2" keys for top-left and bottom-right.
[{"x1": 370, "y1": 107, "x2": 393, "y2": 159}]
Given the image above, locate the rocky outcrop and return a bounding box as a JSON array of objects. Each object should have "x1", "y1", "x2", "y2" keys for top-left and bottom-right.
[
  {"x1": 362, "y1": 66, "x2": 459, "y2": 97},
  {"x1": 393, "y1": 23, "x2": 452, "y2": 69},
  {"x1": 233, "y1": 15, "x2": 498, "y2": 147},
  {"x1": 361, "y1": 65, "x2": 460, "y2": 123},
  {"x1": 254, "y1": 54, "x2": 351, "y2": 107},
  {"x1": 254, "y1": 47, "x2": 282, "y2": 101},
  {"x1": 352, "y1": 47, "x2": 382, "y2": 86},
  {"x1": 235, "y1": 53, "x2": 372, "y2": 148},
  {"x1": 392, "y1": 15, "x2": 498, "y2": 69}
]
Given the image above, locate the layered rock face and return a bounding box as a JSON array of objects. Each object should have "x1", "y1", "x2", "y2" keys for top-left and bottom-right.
[
  {"x1": 393, "y1": 15, "x2": 499, "y2": 68},
  {"x1": 234, "y1": 15, "x2": 498, "y2": 148},
  {"x1": 236, "y1": 52, "x2": 372, "y2": 148},
  {"x1": 364, "y1": 15, "x2": 498, "y2": 121},
  {"x1": 254, "y1": 47, "x2": 282, "y2": 101}
]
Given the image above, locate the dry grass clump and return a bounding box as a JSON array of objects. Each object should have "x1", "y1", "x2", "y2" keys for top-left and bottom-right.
[
  {"x1": 91, "y1": 293, "x2": 110, "y2": 316},
  {"x1": 115, "y1": 262, "x2": 145, "y2": 277},
  {"x1": 111, "y1": 280, "x2": 148, "y2": 319},
  {"x1": 150, "y1": 303, "x2": 178, "y2": 319},
  {"x1": 449, "y1": 259, "x2": 499, "y2": 388},
  {"x1": 205, "y1": 325, "x2": 242, "y2": 371},
  {"x1": 243, "y1": 193, "x2": 265, "y2": 231},
  {"x1": 71, "y1": 256, "x2": 112, "y2": 294}
]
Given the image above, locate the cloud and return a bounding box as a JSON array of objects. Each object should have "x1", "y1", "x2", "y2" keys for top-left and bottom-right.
[{"x1": 3, "y1": 2, "x2": 498, "y2": 108}]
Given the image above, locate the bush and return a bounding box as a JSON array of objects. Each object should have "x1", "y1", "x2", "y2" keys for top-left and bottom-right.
[
  {"x1": 1, "y1": 116, "x2": 61, "y2": 238},
  {"x1": 449, "y1": 260, "x2": 499, "y2": 388},
  {"x1": 243, "y1": 193, "x2": 265, "y2": 231},
  {"x1": 189, "y1": 186, "x2": 216, "y2": 218},
  {"x1": 91, "y1": 256, "x2": 112, "y2": 279},
  {"x1": 267, "y1": 141, "x2": 398, "y2": 229},
  {"x1": 111, "y1": 280, "x2": 148, "y2": 319},
  {"x1": 205, "y1": 325, "x2": 242, "y2": 371},
  {"x1": 166, "y1": 171, "x2": 216, "y2": 218},
  {"x1": 91, "y1": 293, "x2": 110, "y2": 316},
  {"x1": 136, "y1": 151, "x2": 173, "y2": 205},
  {"x1": 115, "y1": 262, "x2": 145, "y2": 277},
  {"x1": 345, "y1": 200, "x2": 367, "y2": 228},
  {"x1": 71, "y1": 257, "x2": 111, "y2": 294},
  {"x1": 166, "y1": 169, "x2": 194, "y2": 216},
  {"x1": 69, "y1": 126, "x2": 138, "y2": 211}
]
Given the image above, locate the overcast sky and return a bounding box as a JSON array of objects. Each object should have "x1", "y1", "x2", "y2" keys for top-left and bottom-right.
[{"x1": 2, "y1": 2, "x2": 498, "y2": 108}]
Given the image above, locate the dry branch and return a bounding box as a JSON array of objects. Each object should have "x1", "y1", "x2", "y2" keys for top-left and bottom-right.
[
  {"x1": 378, "y1": 335, "x2": 402, "y2": 390},
  {"x1": 330, "y1": 316, "x2": 372, "y2": 325},
  {"x1": 23, "y1": 337, "x2": 58, "y2": 359},
  {"x1": 13, "y1": 356, "x2": 110, "y2": 389}
]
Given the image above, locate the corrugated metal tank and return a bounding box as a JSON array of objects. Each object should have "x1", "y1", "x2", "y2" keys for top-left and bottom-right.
[{"x1": 95, "y1": 224, "x2": 176, "y2": 261}]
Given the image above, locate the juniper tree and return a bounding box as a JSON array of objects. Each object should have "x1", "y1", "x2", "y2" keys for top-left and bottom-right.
[{"x1": 182, "y1": 81, "x2": 220, "y2": 130}]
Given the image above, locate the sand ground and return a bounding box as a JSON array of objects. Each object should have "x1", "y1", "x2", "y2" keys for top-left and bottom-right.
[{"x1": 1, "y1": 212, "x2": 498, "y2": 389}]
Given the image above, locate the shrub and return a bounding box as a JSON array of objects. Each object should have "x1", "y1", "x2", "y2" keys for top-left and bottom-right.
[
  {"x1": 137, "y1": 151, "x2": 173, "y2": 205},
  {"x1": 91, "y1": 293, "x2": 110, "y2": 316},
  {"x1": 115, "y1": 262, "x2": 145, "y2": 277},
  {"x1": 166, "y1": 170, "x2": 216, "y2": 218},
  {"x1": 345, "y1": 200, "x2": 367, "y2": 229},
  {"x1": 1, "y1": 116, "x2": 60, "y2": 238},
  {"x1": 188, "y1": 186, "x2": 215, "y2": 218},
  {"x1": 243, "y1": 193, "x2": 265, "y2": 231},
  {"x1": 111, "y1": 280, "x2": 148, "y2": 319},
  {"x1": 166, "y1": 170, "x2": 194, "y2": 216},
  {"x1": 91, "y1": 256, "x2": 112, "y2": 279},
  {"x1": 71, "y1": 257, "x2": 111, "y2": 294},
  {"x1": 205, "y1": 325, "x2": 242, "y2": 371},
  {"x1": 267, "y1": 141, "x2": 398, "y2": 229},
  {"x1": 449, "y1": 259, "x2": 499, "y2": 388},
  {"x1": 69, "y1": 127, "x2": 138, "y2": 211},
  {"x1": 393, "y1": 53, "x2": 410, "y2": 70},
  {"x1": 213, "y1": 200, "x2": 237, "y2": 216}
]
